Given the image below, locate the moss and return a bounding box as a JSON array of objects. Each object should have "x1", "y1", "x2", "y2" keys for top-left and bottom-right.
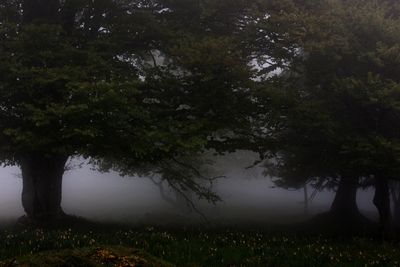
[{"x1": 0, "y1": 246, "x2": 174, "y2": 267}]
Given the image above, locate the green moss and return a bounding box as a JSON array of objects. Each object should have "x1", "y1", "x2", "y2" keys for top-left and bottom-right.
[{"x1": 0, "y1": 246, "x2": 174, "y2": 267}]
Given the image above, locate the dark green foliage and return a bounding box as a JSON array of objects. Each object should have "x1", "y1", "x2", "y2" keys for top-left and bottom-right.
[
  {"x1": 0, "y1": 0, "x2": 259, "y2": 209},
  {"x1": 260, "y1": 0, "x2": 400, "y2": 190}
]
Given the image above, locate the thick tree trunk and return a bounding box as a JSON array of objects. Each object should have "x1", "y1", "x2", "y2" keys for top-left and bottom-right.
[
  {"x1": 373, "y1": 176, "x2": 392, "y2": 236},
  {"x1": 20, "y1": 155, "x2": 68, "y2": 221},
  {"x1": 330, "y1": 176, "x2": 360, "y2": 220}
]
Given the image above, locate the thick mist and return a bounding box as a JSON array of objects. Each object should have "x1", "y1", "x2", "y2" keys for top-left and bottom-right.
[{"x1": 0, "y1": 152, "x2": 378, "y2": 225}]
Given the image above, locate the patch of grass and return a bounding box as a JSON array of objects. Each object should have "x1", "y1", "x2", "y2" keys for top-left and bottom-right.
[
  {"x1": 0, "y1": 246, "x2": 173, "y2": 267},
  {"x1": 0, "y1": 221, "x2": 399, "y2": 266}
]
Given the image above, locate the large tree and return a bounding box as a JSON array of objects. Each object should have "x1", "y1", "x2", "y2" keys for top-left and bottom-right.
[
  {"x1": 0, "y1": 0, "x2": 257, "y2": 221},
  {"x1": 257, "y1": 0, "x2": 400, "y2": 227}
]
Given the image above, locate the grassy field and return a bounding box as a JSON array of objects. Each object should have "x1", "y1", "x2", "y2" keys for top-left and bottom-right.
[{"x1": 0, "y1": 220, "x2": 399, "y2": 267}]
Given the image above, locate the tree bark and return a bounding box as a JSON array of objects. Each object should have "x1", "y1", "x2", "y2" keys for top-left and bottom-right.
[
  {"x1": 373, "y1": 176, "x2": 392, "y2": 235},
  {"x1": 330, "y1": 176, "x2": 360, "y2": 220},
  {"x1": 20, "y1": 154, "x2": 68, "y2": 221},
  {"x1": 391, "y1": 181, "x2": 400, "y2": 228},
  {"x1": 304, "y1": 183, "x2": 309, "y2": 216}
]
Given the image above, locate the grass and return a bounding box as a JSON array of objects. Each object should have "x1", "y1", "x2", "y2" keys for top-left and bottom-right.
[
  {"x1": 0, "y1": 246, "x2": 173, "y2": 267},
  {"x1": 0, "y1": 219, "x2": 399, "y2": 266}
]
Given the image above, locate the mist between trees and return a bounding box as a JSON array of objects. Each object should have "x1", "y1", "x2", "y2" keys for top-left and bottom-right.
[
  {"x1": 0, "y1": 0, "x2": 399, "y2": 237},
  {"x1": 0, "y1": 153, "x2": 377, "y2": 225}
]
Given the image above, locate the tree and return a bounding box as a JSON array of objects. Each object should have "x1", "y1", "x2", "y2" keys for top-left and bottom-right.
[
  {"x1": 390, "y1": 180, "x2": 400, "y2": 228},
  {"x1": 0, "y1": 0, "x2": 256, "y2": 222},
  {"x1": 257, "y1": 0, "x2": 400, "y2": 227}
]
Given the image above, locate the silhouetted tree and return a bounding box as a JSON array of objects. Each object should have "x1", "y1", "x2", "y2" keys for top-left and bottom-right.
[{"x1": 258, "y1": 0, "x2": 400, "y2": 229}]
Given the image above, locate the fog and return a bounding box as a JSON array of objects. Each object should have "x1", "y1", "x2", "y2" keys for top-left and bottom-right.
[{"x1": 0, "y1": 152, "x2": 378, "y2": 225}]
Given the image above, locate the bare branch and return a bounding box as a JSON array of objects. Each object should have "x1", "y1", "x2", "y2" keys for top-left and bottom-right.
[
  {"x1": 166, "y1": 180, "x2": 210, "y2": 224},
  {"x1": 148, "y1": 50, "x2": 158, "y2": 68}
]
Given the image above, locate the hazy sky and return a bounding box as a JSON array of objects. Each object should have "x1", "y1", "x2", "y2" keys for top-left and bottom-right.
[{"x1": 0, "y1": 152, "x2": 378, "y2": 224}]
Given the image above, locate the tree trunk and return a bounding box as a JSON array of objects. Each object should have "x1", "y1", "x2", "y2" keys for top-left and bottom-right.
[
  {"x1": 393, "y1": 196, "x2": 400, "y2": 227},
  {"x1": 330, "y1": 176, "x2": 360, "y2": 220},
  {"x1": 391, "y1": 181, "x2": 400, "y2": 228},
  {"x1": 20, "y1": 154, "x2": 68, "y2": 221},
  {"x1": 373, "y1": 176, "x2": 392, "y2": 236},
  {"x1": 304, "y1": 183, "x2": 309, "y2": 216}
]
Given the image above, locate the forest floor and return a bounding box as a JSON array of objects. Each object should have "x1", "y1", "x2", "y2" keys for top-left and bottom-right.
[{"x1": 0, "y1": 218, "x2": 399, "y2": 267}]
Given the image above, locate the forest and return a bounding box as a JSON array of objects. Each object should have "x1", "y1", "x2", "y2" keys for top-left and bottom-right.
[{"x1": 0, "y1": 0, "x2": 400, "y2": 266}]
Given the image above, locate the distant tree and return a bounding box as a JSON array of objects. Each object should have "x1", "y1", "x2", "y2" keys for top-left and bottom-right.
[
  {"x1": 256, "y1": 0, "x2": 400, "y2": 229},
  {"x1": 0, "y1": 0, "x2": 258, "y2": 222}
]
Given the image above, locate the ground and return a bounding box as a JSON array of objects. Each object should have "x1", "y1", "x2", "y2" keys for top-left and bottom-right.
[
  {"x1": 0, "y1": 219, "x2": 399, "y2": 267},
  {"x1": 0, "y1": 246, "x2": 172, "y2": 267}
]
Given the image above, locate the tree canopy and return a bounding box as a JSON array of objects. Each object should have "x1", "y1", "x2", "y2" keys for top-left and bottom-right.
[
  {"x1": 2, "y1": 0, "x2": 400, "y2": 228},
  {"x1": 257, "y1": 0, "x2": 400, "y2": 225},
  {"x1": 0, "y1": 0, "x2": 264, "y2": 220}
]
